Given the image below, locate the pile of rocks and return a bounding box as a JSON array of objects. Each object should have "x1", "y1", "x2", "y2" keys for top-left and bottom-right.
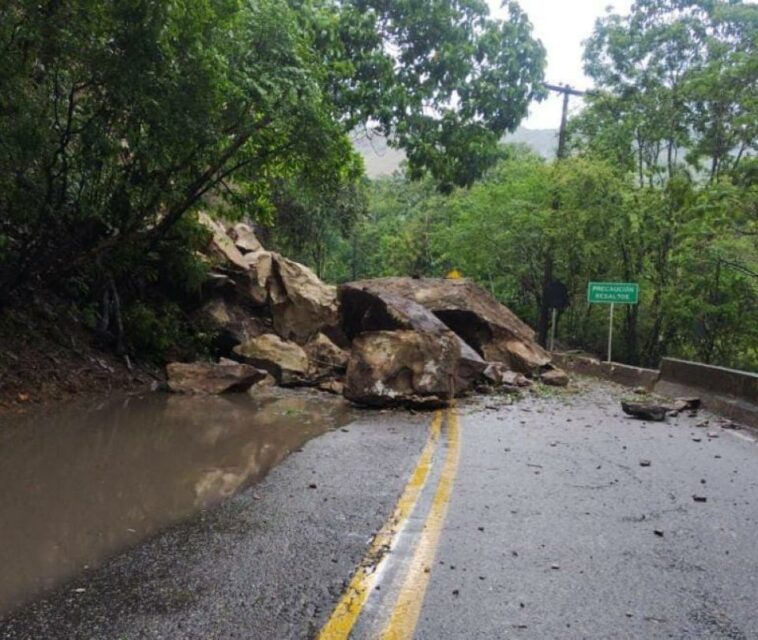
[{"x1": 166, "y1": 215, "x2": 568, "y2": 406}]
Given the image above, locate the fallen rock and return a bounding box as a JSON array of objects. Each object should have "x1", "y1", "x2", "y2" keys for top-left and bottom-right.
[
  {"x1": 540, "y1": 367, "x2": 569, "y2": 387},
  {"x1": 270, "y1": 256, "x2": 339, "y2": 344},
  {"x1": 195, "y1": 298, "x2": 269, "y2": 353},
  {"x1": 483, "y1": 363, "x2": 531, "y2": 388},
  {"x1": 197, "y1": 212, "x2": 249, "y2": 271},
  {"x1": 239, "y1": 250, "x2": 275, "y2": 306},
  {"x1": 233, "y1": 334, "x2": 309, "y2": 385},
  {"x1": 344, "y1": 330, "x2": 460, "y2": 408},
  {"x1": 317, "y1": 379, "x2": 345, "y2": 395},
  {"x1": 343, "y1": 277, "x2": 550, "y2": 374},
  {"x1": 166, "y1": 362, "x2": 267, "y2": 394},
  {"x1": 229, "y1": 223, "x2": 263, "y2": 254},
  {"x1": 340, "y1": 284, "x2": 486, "y2": 393},
  {"x1": 673, "y1": 397, "x2": 701, "y2": 412},
  {"x1": 621, "y1": 401, "x2": 668, "y2": 421},
  {"x1": 305, "y1": 332, "x2": 348, "y2": 376}
]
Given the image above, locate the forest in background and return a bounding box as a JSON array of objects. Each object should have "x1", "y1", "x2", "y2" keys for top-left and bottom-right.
[
  {"x1": 273, "y1": 0, "x2": 758, "y2": 371},
  {"x1": 1, "y1": 0, "x2": 756, "y2": 374}
]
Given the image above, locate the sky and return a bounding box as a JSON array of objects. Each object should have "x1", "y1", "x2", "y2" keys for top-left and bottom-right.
[{"x1": 487, "y1": 0, "x2": 634, "y2": 130}]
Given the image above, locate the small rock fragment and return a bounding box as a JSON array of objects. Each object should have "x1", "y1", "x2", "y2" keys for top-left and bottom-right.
[
  {"x1": 621, "y1": 401, "x2": 667, "y2": 421},
  {"x1": 639, "y1": 459, "x2": 651, "y2": 467},
  {"x1": 674, "y1": 397, "x2": 701, "y2": 412},
  {"x1": 654, "y1": 529, "x2": 664, "y2": 537},
  {"x1": 692, "y1": 495, "x2": 707, "y2": 503}
]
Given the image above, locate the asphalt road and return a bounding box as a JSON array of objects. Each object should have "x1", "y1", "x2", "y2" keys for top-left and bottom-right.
[{"x1": 1, "y1": 379, "x2": 757, "y2": 639}]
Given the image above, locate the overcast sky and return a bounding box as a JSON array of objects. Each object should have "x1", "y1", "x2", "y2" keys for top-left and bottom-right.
[{"x1": 487, "y1": 0, "x2": 633, "y2": 129}]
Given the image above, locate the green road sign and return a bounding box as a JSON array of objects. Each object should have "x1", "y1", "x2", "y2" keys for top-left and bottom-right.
[{"x1": 588, "y1": 282, "x2": 639, "y2": 304}]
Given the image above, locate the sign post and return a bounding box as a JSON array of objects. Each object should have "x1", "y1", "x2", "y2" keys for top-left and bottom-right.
[
  {"x1": 549, "y1": 308, "x2": 558, "y2": 352},
  {"x1": 607, "y1": 303, "x2": 614, "y2": 363},
  {"x1": 587, "y1": 282, "x2": 639, "y2": 363},
  {"x1": 545, "y1": 280, "x2": 570, "y2": 352}
]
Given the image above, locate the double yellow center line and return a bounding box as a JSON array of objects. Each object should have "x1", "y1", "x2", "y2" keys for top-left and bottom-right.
[{"x1": 317, "y1": 406, "x2": 461, "y2": 640}]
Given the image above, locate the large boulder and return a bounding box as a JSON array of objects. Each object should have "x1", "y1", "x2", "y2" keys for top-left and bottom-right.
[
  {"x1": 344, "y1": 330, "x2": 460, "y2": 408},
  {"x1": 239, "y1": 249, "x2": 275, "y2": 307},
  {"x1": 270, "y1": 256, "x2": 339, "y2": 344},
  {"x1": 339, "y1": 284, "x2": 487, "y2": 392},
  {"x1": 197, "y1": 214, "x2": 338, "y2": 342},
  {"x1": 166, "y1": 362, "x2": 267, "y2": 394},
  {"x1": 343, "y1": 278, "x2": 550, "y2": 374},
  {"x1": 232, "y1": 333, "x2": 309, "y2": 385}
]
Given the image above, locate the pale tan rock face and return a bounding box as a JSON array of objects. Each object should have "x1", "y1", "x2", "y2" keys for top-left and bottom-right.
[
  {"x1": 166, "y1": 362, "x2": 267, "y2": 394},
  {"x1": 344, "y1": 330, "x2": 460, "y2": 408},
  {"x1": 540, "y1": 367, "x2": 570, "y2": 387},
  {"x1": 339, "y1": 284, "x2": 487, "y2": 395},
  {"x1": 342, "y1": 277, "x2": 550, "y2": 374},
  {"x1": 197, "y1": 212, "x2": 249, "y2": 271},
  {"x1": 304, "y1": 333, "x2": 348, "y2": 376},
  {"x1": 233, "y1": 334, "x2": 309, "y2": 385},
  {"x1": 229, "y1": 223, "x2": 262, "y2": 254},
  {"x1": 270, "y1": 256, "x2": 339, "y2": 344}
]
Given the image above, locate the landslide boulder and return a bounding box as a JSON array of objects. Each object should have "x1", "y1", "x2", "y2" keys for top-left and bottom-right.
[
  {"x1": 270, "y1": 256, "x2": 339, "y2": 344},
  {"x1": 233, "y1": 334, "x2": 309, "y2": 385},
  {"x1": 304, "y1": 332, "x2": 348, "y2": 376},
  {"x1": 344, "y1": 330, "x2": 459, "y2": 408},
  {"x1": 540, "y1": 367, "x2": 569, "y2": 387},
  {"x1": 198, "y1": 212, "x2": 249, "y2": 271},
  {"x1": 344, "y1": 278, "x2": 550, "y2": 374},
  {"x1": 339, "y1": 284, "x2": 487, "y2": 392},
  {"x1": 197, "y1": 214, "x2": 337, "y2": 341},
  {"x1": 166, "y1": 362, "x2": 267, "y2": 395}
]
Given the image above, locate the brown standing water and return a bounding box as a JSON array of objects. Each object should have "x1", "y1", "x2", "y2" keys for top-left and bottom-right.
[{"x1": 0, "y1": 389, "x2": 352, "y2": 617}]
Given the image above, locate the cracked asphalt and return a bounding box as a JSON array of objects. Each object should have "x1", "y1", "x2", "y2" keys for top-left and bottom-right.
[{"x1": 1, "y1": 379, "x2": 757, "y2": 639}]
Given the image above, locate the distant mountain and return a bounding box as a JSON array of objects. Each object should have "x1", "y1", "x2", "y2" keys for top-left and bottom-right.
[{"x1": 354, "y1": 127, "x2": 558, "y2": 179}]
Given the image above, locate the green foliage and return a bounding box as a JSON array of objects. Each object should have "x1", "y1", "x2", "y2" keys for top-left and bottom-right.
[
  {"x1": 346, "y1": 143, "x2": 756, "y2": 371},
  {"x1": 299, "y1": 0, "x2": 547, "y2": 189},
  {"x1": 124, "y1": 301, "x2": 214, "y2": 363}
]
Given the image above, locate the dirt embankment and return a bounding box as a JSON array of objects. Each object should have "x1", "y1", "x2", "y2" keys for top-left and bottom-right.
[{"x1": 0, "y1": 301, "x2": 158, "y2": 415}]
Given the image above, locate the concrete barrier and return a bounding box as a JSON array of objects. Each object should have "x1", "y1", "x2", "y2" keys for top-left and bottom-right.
[
  {"x1": 552, "y1": 353, "x2": 659, "y2": 391},
  {"x1": 658, "y1": 358, "x2": 757, "y2": 403},
  {"x1": 553, "y1": 353, "x2": 757, "y2": 429},
  {"x1": 655, "y1": 358, "x2": 757, "y2": 428}
]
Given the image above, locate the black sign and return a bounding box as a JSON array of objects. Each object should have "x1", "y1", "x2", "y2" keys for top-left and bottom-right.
[{"x1": 545, "y1": 280, "x2": 570, "y2": 310}]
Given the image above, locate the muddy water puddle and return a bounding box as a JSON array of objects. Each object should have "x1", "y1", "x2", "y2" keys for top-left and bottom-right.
[{"x1": 0, "y1": 389, "x2": 352, "y2": 617}]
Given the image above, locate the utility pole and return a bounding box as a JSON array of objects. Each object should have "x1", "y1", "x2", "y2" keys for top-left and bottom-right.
[
  {"x1": 544, "y1": 83, "x2": 587, "y2": 160},
  {"x1": 535, "y1": 83, "x2": 588, "y2": 346}
]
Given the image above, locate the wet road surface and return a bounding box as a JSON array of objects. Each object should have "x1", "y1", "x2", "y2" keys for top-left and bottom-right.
[
  {"x1": 1, "y1": 379, "x2": 757, "y2": 639},
  {"x1": 0, "y1": 389, "x2": 351, "y2": 616}
]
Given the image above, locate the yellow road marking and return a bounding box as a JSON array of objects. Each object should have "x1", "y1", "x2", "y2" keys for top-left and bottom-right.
[
  {"x1": 380, "y1": 406, "x2": 461, "y2": 640},
  {"x1": 316, "y1": 411, "x2": 443, "y2": 640}
]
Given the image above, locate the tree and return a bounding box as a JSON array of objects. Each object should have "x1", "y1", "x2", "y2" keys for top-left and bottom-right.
[{"x1": 0, "y1": 0, "x2": 546, "y2": 309}]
